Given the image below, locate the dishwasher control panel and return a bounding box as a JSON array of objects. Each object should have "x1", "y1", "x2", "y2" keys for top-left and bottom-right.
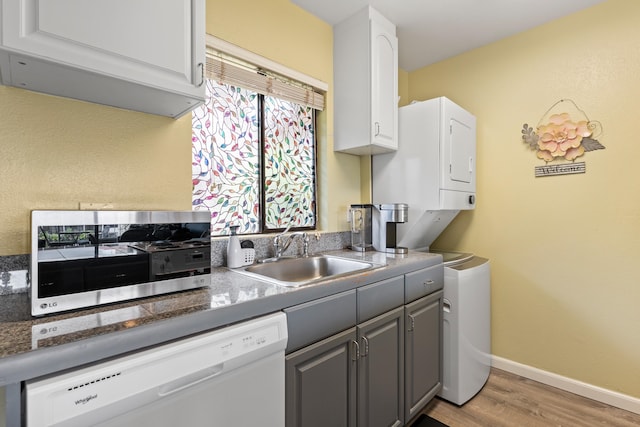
[{"x1": 219, "y1": 323, "x2": 281, "y2": 358}]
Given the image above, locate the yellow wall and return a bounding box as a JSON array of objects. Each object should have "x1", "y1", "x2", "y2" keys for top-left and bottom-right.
[
  {"x1": 411, "y1": 0, "x2": 640, "y2": 397},
  {"x1": 0, "y1": 0, "x2": 359, "y2": 256}
]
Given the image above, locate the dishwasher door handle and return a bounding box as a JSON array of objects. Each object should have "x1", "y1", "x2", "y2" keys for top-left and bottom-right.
[{"x1": 158, "y1": 363, "x2": 224, "y2": 397}]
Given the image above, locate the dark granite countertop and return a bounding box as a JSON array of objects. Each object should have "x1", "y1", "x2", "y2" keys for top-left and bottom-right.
[{"x1": 0, "y1": 249, "x2": 442, "y2": 386}]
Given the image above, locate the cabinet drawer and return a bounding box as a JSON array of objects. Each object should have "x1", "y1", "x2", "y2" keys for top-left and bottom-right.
[
  {"x1": 405, "y1": 264, "x2": 444, "y2": 303},
  {"x1": 284, "y1": 290, "x2": 357, "y2": 353},
  {"x1": 357, "y1": 276, "x2": 404, "y2": 323}
]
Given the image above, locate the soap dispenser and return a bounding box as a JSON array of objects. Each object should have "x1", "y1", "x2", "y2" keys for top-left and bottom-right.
[{"x1": 227, "y1": 225, "x2": 242, "y2": 268}]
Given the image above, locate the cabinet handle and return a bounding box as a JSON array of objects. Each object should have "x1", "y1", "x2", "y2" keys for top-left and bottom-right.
[
  {"x1": 360, "y1": 336, "x2": 369, "y2": 357},
  {"x1": 407, "y1": 314, "x2": 415, "y2": 332},
  {"x1": 196, "y1": 62, "x2": 205, "y2": 87},
  {"x1": 351, "y1": 340, "x2": 360, "y2": 361},
  {"x1": 374, "y1": 122, "x2": 380, "y2": 136},
  {"x1": 423, "y1": 279, "x2": 434, "y2": 288}
]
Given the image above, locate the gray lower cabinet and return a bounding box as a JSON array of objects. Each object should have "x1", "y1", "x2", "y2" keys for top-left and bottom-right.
[
  {"x1": 404, "y1": 290, "x2": 444, "y2": 422},
  {"x1": 357, "y1": 306, "x2": 404, "y2": 427},
  {"x1": 285, "y1": 327, "x2": 358, "y2": 427},
  {"x1": 285, "y1": 307, "x2": 404, "y2": 427},
  {"x1": 285, "y1": 269, "x2": 443, "y2": 427}
]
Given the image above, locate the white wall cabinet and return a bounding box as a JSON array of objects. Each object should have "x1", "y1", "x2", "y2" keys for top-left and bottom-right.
[
  {"x1": 0, "y1": 0, "x2": 205, "y2": 118},
  {"x1": 334, "y1": 6, "x2": 398, "y2": 155}
]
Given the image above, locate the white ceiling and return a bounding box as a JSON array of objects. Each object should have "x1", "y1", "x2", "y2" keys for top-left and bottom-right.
[{"x1": 290, "y1": 0, "x2": 606, "y2": 71}]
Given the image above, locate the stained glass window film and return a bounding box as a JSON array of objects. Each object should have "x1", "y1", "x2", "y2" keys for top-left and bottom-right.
[
  {"x1": 192, "y1": 81, "x2": 316, "y2": 235},
  {"x1": 264, "y1": 96, "x2": 316, "y2": 229},
  {"x1": 192, "y1": 81, "x2": 260, "y2": 235}
]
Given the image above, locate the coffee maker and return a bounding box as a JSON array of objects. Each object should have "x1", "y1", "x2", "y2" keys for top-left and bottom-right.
[
  {"x1": 349, "y1": 203, "x2": 409, "y2": 254},
  {"x1": 372, "y1": 203, "x2": 409, "y2": 254}
]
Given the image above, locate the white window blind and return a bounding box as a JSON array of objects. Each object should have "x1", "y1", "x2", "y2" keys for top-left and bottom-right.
[{"x1": 205, "y1": 45, "x2": 325, "y2": 111}]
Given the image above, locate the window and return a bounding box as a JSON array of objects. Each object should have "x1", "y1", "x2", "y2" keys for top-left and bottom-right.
[{"x1": 191, "y1": 40, "x2": 324, "y2": 237}]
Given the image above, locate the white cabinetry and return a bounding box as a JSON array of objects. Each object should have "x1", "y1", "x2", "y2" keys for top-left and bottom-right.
[
  {"x1": 0, "y1": 0, "x2": 205, "y2": 118},
  {"x1": 334, "y1": 6, "x2": 398, "y2": 155}
]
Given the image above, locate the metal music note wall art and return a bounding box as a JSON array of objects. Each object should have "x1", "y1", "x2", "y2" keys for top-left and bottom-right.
[{"x1": 521, "y1": 99, "x2": 605, "y2": 177}]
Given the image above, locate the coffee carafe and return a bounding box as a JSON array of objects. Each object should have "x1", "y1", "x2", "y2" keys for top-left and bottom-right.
[{"x1": 348, "y1": 204, "x2": 373, "y2": 251}]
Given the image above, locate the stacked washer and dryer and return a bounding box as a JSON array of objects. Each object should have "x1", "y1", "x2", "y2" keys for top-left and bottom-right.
[{"x1": 372, "y1": 96, "x2": 491, "y2": 405}]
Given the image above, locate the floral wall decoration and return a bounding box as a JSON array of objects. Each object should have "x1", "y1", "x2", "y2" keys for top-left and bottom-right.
[{"x1": 521, "y1": 99, "x2": 605, "y2": 166}]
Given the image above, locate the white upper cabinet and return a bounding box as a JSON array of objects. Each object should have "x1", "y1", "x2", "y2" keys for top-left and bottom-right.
[
  {"x1": 0, "y1": 0, "x2": 205, "y2": 118},
  {"x1": 334, "y1": 6, "x2": 398, "y2": 155}
]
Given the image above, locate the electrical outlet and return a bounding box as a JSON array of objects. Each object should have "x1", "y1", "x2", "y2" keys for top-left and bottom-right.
[{"x1": 79, "y1": 202, "x2": 114, "y2": 210}]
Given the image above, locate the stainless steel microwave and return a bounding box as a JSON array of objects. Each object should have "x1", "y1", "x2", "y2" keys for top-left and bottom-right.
[{"x1": 30, "y1": 210, "x2": 212, "y2": 316}]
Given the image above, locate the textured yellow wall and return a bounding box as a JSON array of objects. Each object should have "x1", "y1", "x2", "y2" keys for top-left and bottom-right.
[
  {"x1": 0, "y1": 0, "x2": 358, "y2": 256},
  {"x1": 0, "y1": 86, "x2": 193, "y2": 256},
  {"x1": 410, "y1": 0, "x2": 640, "y2": 397}
]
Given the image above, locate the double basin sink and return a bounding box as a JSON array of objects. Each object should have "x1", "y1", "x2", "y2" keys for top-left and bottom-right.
[{"x1": 233, "y1": 254, "x2": 381, "y2": 287}]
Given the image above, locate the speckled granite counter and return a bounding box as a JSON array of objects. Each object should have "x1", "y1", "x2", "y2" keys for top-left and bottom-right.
[{"x1": 0, "y1": 249, "x2": 442, "y2": 386}]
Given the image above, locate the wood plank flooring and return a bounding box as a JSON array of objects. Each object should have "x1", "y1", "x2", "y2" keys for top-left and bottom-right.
[{"x1": 420, "y1": 368, "x2": 640, "y2": 427}]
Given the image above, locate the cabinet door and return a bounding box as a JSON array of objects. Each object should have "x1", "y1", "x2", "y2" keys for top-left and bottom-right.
[
  {"x1": 2, "y1": 0, "x2": 203, "y2": 93},
  {"x1": 286, "y1": 328, "x2": 357, "y2": 427},
  {"x1": 370, "y1": 17, "x2": 398, "y2": 150},
  {"x1": 405, "y1": 291, "x2": 443, "y2": 421},
  {"x1": 357, "y1": 307, "x2": 404, "y2": 427},
  {"x1": 0, "y1": 0, "x2": 205, "y2": 116}
]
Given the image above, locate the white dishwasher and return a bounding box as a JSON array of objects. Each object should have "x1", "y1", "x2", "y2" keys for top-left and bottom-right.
[{"x1": 25, "y1": 312, "x2": 288, "y2": 427}]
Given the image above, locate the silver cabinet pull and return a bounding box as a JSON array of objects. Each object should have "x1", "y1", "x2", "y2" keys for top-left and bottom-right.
[
  {"x1": 424, "y1": 279, "x2": 434, "y2": 288},
  {"x1": 196, "y1": 62, "x2": 205, "y2": 87},
  {"x1": 351, "y1": 340, "x2": 360, "y2": 361},
  {"x1": 374, "y1": 122, "x2": 380, "y2": 136},
  {"x1": 360, "y1": 336, "x2": 369, "y2": 357},
  {"x1": 407, "y1": 314, "x2": 415, "y2": 332}
]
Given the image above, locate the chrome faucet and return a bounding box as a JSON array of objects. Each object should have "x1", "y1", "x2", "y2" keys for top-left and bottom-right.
[{"x1": 273, "y1": 227, "x2": 309, "y2": 258}]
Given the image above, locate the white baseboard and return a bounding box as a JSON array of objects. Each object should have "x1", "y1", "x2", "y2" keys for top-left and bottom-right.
[{"x1": 491, "y1": 355, "x2": 640, "y2": 415}]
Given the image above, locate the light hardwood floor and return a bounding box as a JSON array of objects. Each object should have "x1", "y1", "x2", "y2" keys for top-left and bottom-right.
[{"x1": 421, "y1": 368, "x2": 640, "y2": 427}]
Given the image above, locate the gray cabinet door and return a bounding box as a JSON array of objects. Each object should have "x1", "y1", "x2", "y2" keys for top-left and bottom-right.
[
  {"x1": 405, "y1": 290, "x2": 443, "y2": 421},
  {"x1": 286, "y1": 327, "x2": 358, "y2": 427},
  {"x1": 357, "y1": 306, "x2": 404, "y2": 427}
]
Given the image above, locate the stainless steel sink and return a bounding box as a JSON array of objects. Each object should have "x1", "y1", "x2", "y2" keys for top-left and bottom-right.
[{"x1": 233, "y1": 254, "x2": 378, "y2": 287}]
